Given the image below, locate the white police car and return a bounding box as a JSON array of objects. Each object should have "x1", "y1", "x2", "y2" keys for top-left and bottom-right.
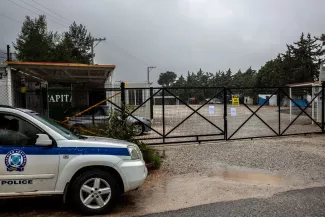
[{"x1": 0, "y1": 105, "x2": 147, "y2": 215}]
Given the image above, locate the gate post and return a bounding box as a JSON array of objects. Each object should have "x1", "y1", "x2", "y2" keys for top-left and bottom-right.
[
  {"x1": 278, "y1": 88, "x2": 281, "y2": 135},
  {"x1": 162, "y1": 88, "x2": 165, "y2": 143},
  {"x1": 322, "y1": 81, "x2": 325, "y2": 133},
  {"x1": 120, "y1": 82, "x2": 126, "y2": 119},
  {"x1": 150, "y1": 87, "x2": 154, "y2": 120},
  {"x1": 223, "y1": 87, "x2": 228, "y2": 140}
]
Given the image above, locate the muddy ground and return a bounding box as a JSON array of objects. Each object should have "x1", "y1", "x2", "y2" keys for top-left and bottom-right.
[{"x1": 0, "y1": 135, "x2": 325, "y2": 217}]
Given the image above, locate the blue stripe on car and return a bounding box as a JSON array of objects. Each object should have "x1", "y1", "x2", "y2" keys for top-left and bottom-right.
[{"x1": 0, "y1": 147, "x2": 130, "y2": 156}]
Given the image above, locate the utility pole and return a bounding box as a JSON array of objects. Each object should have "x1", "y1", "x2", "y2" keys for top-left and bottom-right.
[
  {"x1": 147, "y1": 66, "x2": 156, "y2": 85},
  {"x1": 91, "y1": 37, "x2": 106, "y2": 64},
  {"x1": 5, "y1": 45, "x2": 14, "y2": 61}
]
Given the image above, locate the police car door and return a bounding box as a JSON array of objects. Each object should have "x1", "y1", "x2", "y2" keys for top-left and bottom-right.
[{"x1": 0, "y1": 112, "x2": 59, "y2": 194}]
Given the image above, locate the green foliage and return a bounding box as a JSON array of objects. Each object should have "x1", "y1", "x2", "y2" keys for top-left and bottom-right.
[
  {"x1": 53, "y1": 22, "x2": 93, "y2": 64},
  {"x1": 14, "y1": 15, "x2": 56, "y2": 62},
  {"x1": 161, "y1": 32, "x2": 324, "y2": 96},
  {"x1": 88, "y1": 110, "x2": 161, "y2": 170},
  {"x1": 256, "y1": 33, "x2": 324, "y2": 87},
  {"x1": 14, "y1": 15, "x2": 93, "y2": 64},
  {"x1": 158, "y1": 71, "x2": 177, "y2": 87}
]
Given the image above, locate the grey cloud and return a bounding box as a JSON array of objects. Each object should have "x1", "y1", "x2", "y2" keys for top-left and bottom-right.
[{"x1": 1, "y1": 0, "x2": 325, "y2": 84}]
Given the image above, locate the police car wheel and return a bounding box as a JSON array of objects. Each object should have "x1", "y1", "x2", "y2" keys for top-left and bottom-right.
[{"x1": 70, "y1": 169, "x2": 119, "y2": 215}]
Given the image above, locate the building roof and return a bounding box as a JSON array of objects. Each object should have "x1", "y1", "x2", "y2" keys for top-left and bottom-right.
[
  {"x1": 287, "y1": 81, "x2": 322, "y2": 87},
  {"x1": 4, "y1": 61, "x2": 115, "y2": 84}
]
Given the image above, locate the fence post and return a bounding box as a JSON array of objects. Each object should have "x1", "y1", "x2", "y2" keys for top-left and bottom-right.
[
  {"x1": 223, "y1": 87, "x2": 228, "y2": 140},
  {"x1": 278, "y1": 88, "x2": 281, "y2": 135},
  {"x1": 322, "y1": 81, "x2": 325, "y2": 133},
  {"x1": 150, "y1": 87, "x2": 154, "y2": 120},
  {"x1": 162, "y1": 88, "x2": 165, "y2": 143},
  {"x1": 120, "y1": 82, "x2": 126, "y2": 119}
]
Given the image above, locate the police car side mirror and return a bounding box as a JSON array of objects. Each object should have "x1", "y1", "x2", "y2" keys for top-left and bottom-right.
[{"x1": 35, "y1": 134, "x2": 52, "y2": 146}]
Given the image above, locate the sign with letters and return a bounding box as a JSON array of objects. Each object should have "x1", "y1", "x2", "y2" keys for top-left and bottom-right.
[
  {"x1": 48, "y1": 94, "x2": 72, "y2": 103},
  {"x1": 230, "y1": 108, "x2": 237, "y2": 116},
  {"x1": 209, "y1": 106, "x2": 215, "y2": 114},
  {"x1": 232, "y1": 95, "x2": 240, "y2": 106}
]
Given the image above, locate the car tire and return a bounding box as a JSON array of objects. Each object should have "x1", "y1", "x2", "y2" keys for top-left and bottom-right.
[
  {"x1": 133, "y1": 123, "x2": 144, "y2": 136},
  {"x1": 70, "y1": 169, "x2": 119, "y2": 215}
]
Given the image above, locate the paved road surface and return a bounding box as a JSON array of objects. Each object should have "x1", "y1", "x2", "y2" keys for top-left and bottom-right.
[{"x1": 143, "y1": 187, "x2": 325, "y2": 217}]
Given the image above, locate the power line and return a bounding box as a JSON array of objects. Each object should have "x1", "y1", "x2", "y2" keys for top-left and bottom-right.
[
  {"x1": 0, "y1": 12, "x2": 23, "y2": 24},
  {"x1": 31, "y1": 0, "x2": 73, "y2": 23},
  {"x1": 7, "y1": 0, "x2": 69, "y2": 28},
  {"x1": 19, "y1": 0, "x2": 70, "y2": 26}
]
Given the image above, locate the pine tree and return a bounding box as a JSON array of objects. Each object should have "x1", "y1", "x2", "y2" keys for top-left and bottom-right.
[
  {"x1": 287, "y1": 33, "x2": 324, "y2": 82},
  {"x1": 14, "y1": 15, "x2": 94, "y2": 64},
  {"x1": 14, "y1": 15, "x2": 56, "y2": 62}
]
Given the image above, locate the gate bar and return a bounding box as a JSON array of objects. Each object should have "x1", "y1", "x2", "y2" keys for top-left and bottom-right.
[
  {"x1": 278, "y1": 88, "x2": 281, "y2": 134},
  {"x1": 227, "y1": 89, "x2": 278, "y2": 140},
  {"x1": 164, "y1": 88, "x2": 224, "y2": 136},
  {"x1": 130, "y1": 89, "x2": 161, "y2": 115},
  {"x1": 223, "y1": 87, "x2": 228, "y2": 140},
  {"x1": 317, "y1": 82, "x2": 325, "y2": 133},
  {"x1": 137, "y1": 132, "x2": 224, "y2": 140},
  {"x1": 107, "y1": 98, "x2": 163, "y2": 136},
  {"x1": 280, "y1": 89, "x2": 322, "y2": 135},
  {"x1": 162, "y1": 88, "x2": 165, "y2": 143}
]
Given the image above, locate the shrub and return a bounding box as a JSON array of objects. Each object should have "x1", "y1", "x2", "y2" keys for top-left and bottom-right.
[{"x1": 84, "y1": 109, "x2": 161, "y2": 169}]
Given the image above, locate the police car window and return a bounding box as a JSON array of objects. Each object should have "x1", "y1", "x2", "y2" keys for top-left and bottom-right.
[{"x1": 0, "y1": 114, "x2": 41, "y2": 147}]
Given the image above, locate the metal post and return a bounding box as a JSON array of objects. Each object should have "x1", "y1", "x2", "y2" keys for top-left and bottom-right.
[
  {"x1": 121, "y1": 82, "x2": 126, "y2": 119},
  {"x1": 289, "y1": 87, "x2": 292, "y2": 122},
  {"x1": 46, "y1": 83, "x2": 49, "y2": 118},
  {"x1": 223, "y1": 87, "x2": 228, "y2": 140},
  {"x1": 311, "y1": 86, "x2": 312, "y2": 124},
  {"x1": 91, "y1": 37, "x2": 106, "y2": 64},
  {"x1": 91, "y1": 43, "x2": 94, "y2": 64},
  {"x1": 150, "y1": 87, "x2": 154, "y2": 120},
  {"x1": 322, "y1": 82, "x2": 325, "y2": 133},
  {"x1": 6, "y1": 67, "x2": 13, "y2": 106},
  {"x1": 162, "y1": 88, "x2": 165, "y2": 143},
  {"x1": 278, "y1": 88, "x2": 281, "y2": 135},
  {"x1": 147, "y1": 66, "x2": 156, "y2": 84},
  {"x1": 147, "y1": 67, "x2": 149, "y2": 84},
  {"x1": 6, "y1": 45, "x2": 10, "y2": 61}
]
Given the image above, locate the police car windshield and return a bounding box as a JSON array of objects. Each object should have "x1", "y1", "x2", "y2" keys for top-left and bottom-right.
[{"x1": 29, "y1": 113, "x2": 79, "y2": 140}]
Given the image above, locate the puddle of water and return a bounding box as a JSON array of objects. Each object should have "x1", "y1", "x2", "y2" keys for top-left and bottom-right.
[{"x1": 209, "y1": 169, "x2": 286, "y2": 185}]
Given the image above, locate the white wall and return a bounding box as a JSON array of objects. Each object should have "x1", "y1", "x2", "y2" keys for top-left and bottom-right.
[
  {"x1": 269, "y1": 95, "x2": 277, "y2": 106},
  {"x1": 258, "y1": 94, "x2": 277, "y2": 106},
  {"x1": 0, "y1": 66, "x2": 8, "y2": 105},
  {"x1": 106, "y1": 82, "x2": 151, "y2": 118}
]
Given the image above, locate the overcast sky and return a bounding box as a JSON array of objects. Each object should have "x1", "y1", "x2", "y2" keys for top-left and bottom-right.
[{"x1": 1, "y1": 0, "x2": 325, "y2": 84}]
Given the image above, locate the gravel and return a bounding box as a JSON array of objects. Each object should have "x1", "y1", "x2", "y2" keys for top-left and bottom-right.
[{"x1": 161, "y1": 135, "x2": 325, "y2": 185}]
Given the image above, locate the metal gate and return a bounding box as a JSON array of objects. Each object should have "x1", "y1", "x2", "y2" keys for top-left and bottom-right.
[
  {"x1": 22, "y1": 82, "x2": 325, "y2": 145},
  {"x1": 125, "y1": 84, "x2": 324, "y2": 145}
]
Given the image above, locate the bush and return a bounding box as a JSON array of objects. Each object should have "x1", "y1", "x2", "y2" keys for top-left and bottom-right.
[{"x1": 85, "y1": 109, "x2": 161, "y2": 169}]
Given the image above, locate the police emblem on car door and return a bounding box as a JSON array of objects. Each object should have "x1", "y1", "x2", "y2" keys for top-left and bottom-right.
[{"x1": 5, "y1": 149, "x2": 27, "y2": 172}]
